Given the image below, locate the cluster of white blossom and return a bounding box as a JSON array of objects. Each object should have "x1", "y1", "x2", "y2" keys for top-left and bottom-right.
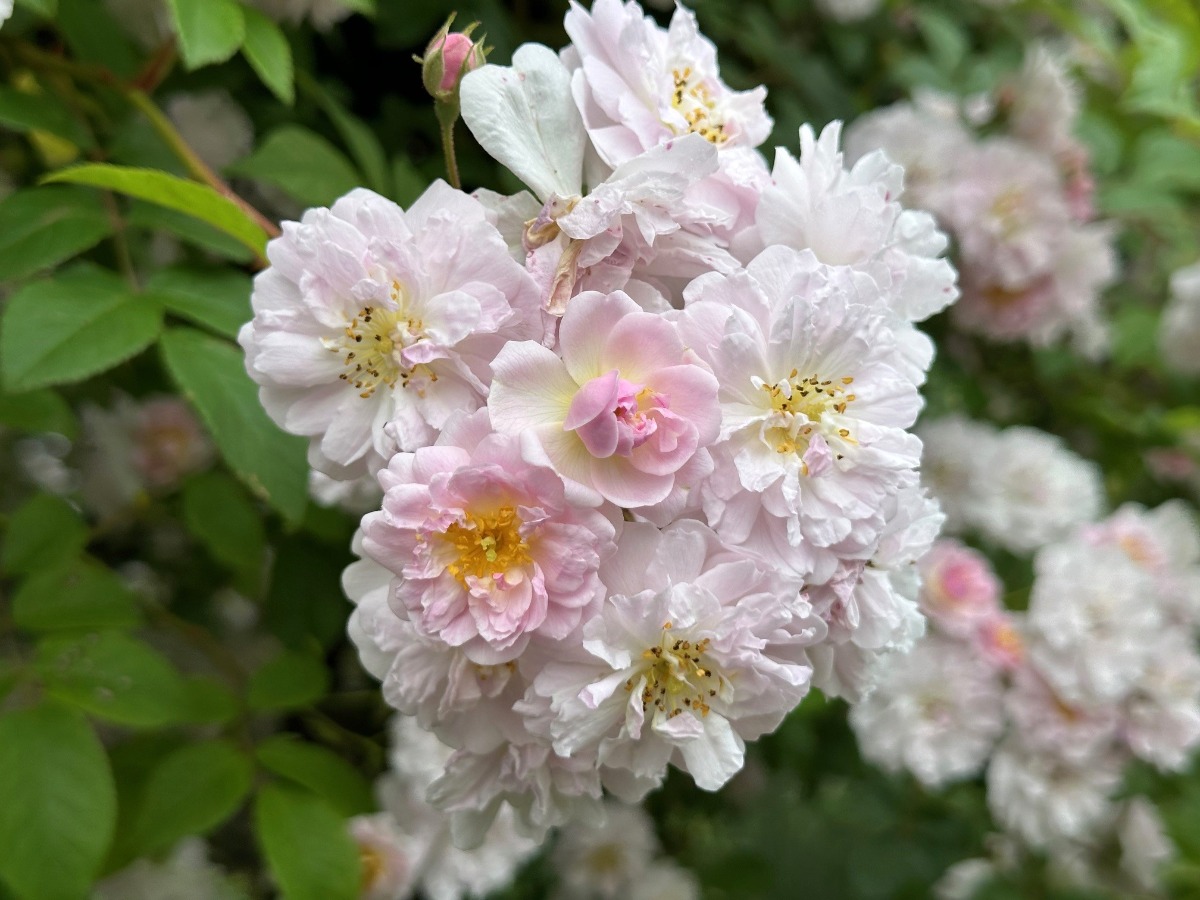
[
  {"x1": 239, "y1": 0, "x2": 957, "y2": 862},
  {"x1": 852, "y1": 500, "x2": 1200, "y2": 894},
  {"x1": 1161, "y1": 260, "x2": 1200, "y2": 378},
  {"x1": 918, "y1": 415, "x2": 1104, "y2": 552},
  {"x1": 846, "y1": 47, "x2": 1117, "y2": 355}
]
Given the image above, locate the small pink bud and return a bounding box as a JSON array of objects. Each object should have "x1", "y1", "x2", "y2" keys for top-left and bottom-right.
[{"x1": 435, "y1": 32, "x2": 477, "y2": 92}]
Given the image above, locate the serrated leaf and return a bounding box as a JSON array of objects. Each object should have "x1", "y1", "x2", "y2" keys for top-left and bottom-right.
[
  {"x1": 145, "y1": 266, "x2": 252, "y2": 339},
  {"x1": 0, "y1": 87, "x2": 93, "y2": 148},
  {"x1": 254, "y1": 784, "x2": 361, "y2": 900},
  {"x1": 128, "y1": 741, "x2": 253, "y2": 857},
  {"x1": 36, "y1": 632, "x2": 190, "y2": 728},
  {"x1": 12, "y1": 557, "x2": 143, "y2": 633},
  {"x1": 159, "y1": 327, "x2": 309, "y2": 525},
  {"x1": 0, "y1": 267, "x2": 162, "y2": 393},
  {"x1": 44, "y1": 164, "x2": 268, "y2": 257},
  {"x1": 0, "y1": 186, "x2": 112, "y2": 282},
  {"x1": 256, "y1": 736, "x2": 374, "y2": 817},
  {"x1": 242, "y1": 7, "x2": 295, "y2": 105},
  {"x1": 0, "y1": 704, "x2": 117, "y2": 900},
  {"x1": 126, "y1": 202, "x2": 255, "y2": 263},
  {"x1": 167, "y1": 0, "x2": 246, "y2": 70},
  {"x1": 230, "y1": 126, "x2": 360, "y2": 207},
  {"x1": 182, "y1": 471, "x2": 266, "y2": 576},
  {"x1": 248, "y1": 650, "x2": 329, "y2": 711},
  {"x1": 1, "y1": 493, "x2": 88, "y2": 577},
  {"x1": 0, "y1": 387, "x2": 78, "y2": 438}
]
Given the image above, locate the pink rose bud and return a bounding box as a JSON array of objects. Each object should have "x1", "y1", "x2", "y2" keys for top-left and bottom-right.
[{"x1": 435, "y1": 32, "x2": 477, "y2": 92}]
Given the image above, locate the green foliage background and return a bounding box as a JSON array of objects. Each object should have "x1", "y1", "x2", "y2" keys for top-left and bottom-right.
[{"x1": 0, "y1": 0, "x2": 1198, "y2": 897}]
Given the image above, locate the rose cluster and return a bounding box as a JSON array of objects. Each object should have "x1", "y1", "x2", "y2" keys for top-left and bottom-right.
[
  {"x1": 852, "y1": 418, "x2": 1200, "y2": 894},
  {"x1": 238, "y1": 0, "x2": 957, "y2": 851},
  {"x1": 846, "y1": 47, "x2": 1117, "y2": 355}
]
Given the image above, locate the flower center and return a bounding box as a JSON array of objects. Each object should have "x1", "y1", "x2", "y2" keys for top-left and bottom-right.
[
  {"x1": 359, "y1": 844, "x2": 387, "y2": 893},
  {"x1": 756, "y1": 370, "x2": 857, "y2": 463},
  {"x1": 444, "y1": 506, "x2": 532, "y2": 584},
  {"x1": 325, "y1": 284, "x2": 434, "y2": 398},
  {"x1": 629, "y1": 623, "x2": 720, "y2": 719},
  {"x1": 670, "y1": 65, "x2": 728, "y2": 145}
]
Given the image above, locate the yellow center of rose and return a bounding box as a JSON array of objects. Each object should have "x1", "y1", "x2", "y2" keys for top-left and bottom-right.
[
  {"x1": 628, "y1": 623, "x2": 720, "y2": 719},
  {"x1": 758, "y1": 371, "x2": 857, "y2": 463},
  {"x1": 325, "y1": 283, "x2": 436, "y2": 398},
  {"x1": 670, "y1": 66, "x2": 728, "y2": 145},
  {"x1": 444, "y1": 506, "x2": 532, "y2": 584}
]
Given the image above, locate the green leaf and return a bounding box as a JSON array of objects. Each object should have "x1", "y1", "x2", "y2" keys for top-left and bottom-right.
[
  {"x1": 299, "y1": 73, "x2": 389, "y2": 194},
  {"x1": 126, "y1": 202, "x2": 255, "y2": 264},
  {"x1": 36, "y1": 632, "x2": 190, "y2": 728},
  {"x1": 0, "y1": 186, "x2": 111, "y2": 282},
  {"x1": 230, "y1": 126, "x2": 360, "y2": 207},
  {"x1": 0, "y1": 267, "x2": 162, "y2": 393},
  {"x1": 256, "y1": 736, "x2": 374, "y2": 817},
  {"x1": 0, "y1": 705, "x2": 117, "y2": 900},
  {"x1": 55, "y1": 0, "x2": 141, "y2": 78},
  {"x1": 263, "y1": 537, "x2": 353, "y2": 651},
  {"x1": 915, "y1": 8, "x2": 968, "y2": 73},
  {"x1": 12, "y1": 557, "x2": 143, "y2": 633},
  {"x1": 0, "y1": 388, "x2": 78, "y2": 438},
  {"x1": 145, "y1": 266, "x2": 252, "y2": 339},
  {"x1": 0, "y1": 87, "x2": 93, "y2": 148},
  {"x1": 391, "y1": 156, "x2": 425, "y2": 206},
  {"x1": 159, "y1": 327, "x2": 309, "y2": 525},
  {"x1": 254, "y1": 784, "x2": 361, "y2": 900},
  {"x1": 242, "y1": 7, "x2": 295, "y2": 105},
  {"x1": 1, "y1": 493, "x2": 88, "y2": 577},
  {"x1": 167, "y1": 0, "x2": 247, "y2": 70},
  {"x1": 248, "y1": 650, "x2": 330, "y2": 712},
  {"x1": 178, "y1": 676, "x2": 240, "y2": 725},
  {"x1": 44, "y1": 164, "x2": 268, "y2": 257},
  {"x1": 16, "y1": 0, "x2": 59, "y2": 15},
  {"x1": 182, "y1": 471, "x2": 266, "y2": 576},
  {"x1": 128, "y1": 740, "x2": 253, "y2": 856}
]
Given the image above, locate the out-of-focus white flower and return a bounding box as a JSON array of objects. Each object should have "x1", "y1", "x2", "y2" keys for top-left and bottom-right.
[
  {"x1": 349, "y1": 813, "x2": 418, "y2": 900},
  {"x1": 14, "y1": 432, "x2": 77, "y2": 495},
  {"x1": 308, "y1": 468, "x2": 381, "y2": 515},
  {"x1": 934, "y1": 859, "x2": 997, "y2": 900},
  {"x1": 813, "y1": 0, "x2": 883, "y2": 24},
  {"x1": 969, "y1": 426, "x2": 1104, "y2": 554},
  {"x1": 1026, "y1": 533, "x2": 1160, "y2": 705},
  {"x1": 1161, "y1": 261, "x2": 1200, "y2": 377},
  {"x1": 1004, "y1": 664, "x2": 1119, "y2": 766},
  {"x1": 1122, "y1": 633, "x2": 1200, "y2": 771},
  {"x1": 93, "y1": 839, "x2": 248, "y2": 900},
  {"x1": 1118, "y1": 798, "x2": 1175, "y2": 892},
  {"x1": 626, "y1": 861, "x2": 701, "y2": 900},
  {"x1": 0, "y1": 0, "x2": 14, "y2": 29},
  {"x1": 1003, "y1": 46, "x2": 1082, "y2": 159},
  {"x1": 850, "y1": 634, "x2": 1005, "y2": 787},
  {"x1": 247, "y1": 0, "x2": 357, "y2": 30},
  {"x1": 553, "y1": 801, "x2": 657, "y2": 899},
  {"x1": 102, "y1": 0, "x2": 172, "y2": 49},
  {"x1": 166, "y1": 90, "x2": 254, "y2": 171},
  {"x1": 916, "y1": 415, "x2": 996, "y2": 533},
  {"x1": 986, "y1": 738, "x2": 1121, "y2": 849}
]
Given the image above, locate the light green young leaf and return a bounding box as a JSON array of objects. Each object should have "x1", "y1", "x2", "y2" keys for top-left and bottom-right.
[
  {"x1": 242, "y1": 7, "x2": 295, "y2": 105},
  {"x1": 1, "y1": 493, "x2": 88, "y2": 577},
  {"x1": 230, "y1": 126, "x2": 360, "y2": 207},
  {"x1": 36, "y1": 632, "x2": 191, "y2": 728},
  {"x1": 167, "y1": 0, "x2": 247, "y2": 70},
  {"x1": 254, "y1": 784, "x2": 361, "y2": 900},
  {"x1": 248, "y1": 650, "x2": 330, "y2": 711},
  {"x1": 12, "y1": 558, "x2": 143, "y2": 633},
  {"x1": 44, "y1": 164, "x2": 268, "y2": 257},
  {"x1": 16, "y1": 0, "x2": 59, "y2": 15},
  {"x1": 0, "y1": 87, "x2": 93, "y2": 149},
  {"x1": 159, "y1": 327, "x2": 309, "y2": 525},
  {"x1": 182, "y1": 471, "x2": 266, "y2": 576},
  {"x1": 0, "y1": 704, "x2": 117, "y2": 900},
  {"x1": 256, "y1": 736, "x2": 375, "y2": 817},
  {"x1": 126, "y1": 202, "x2": 255, "y2": 264},
  {"x1": 0, "y1": 267, "x2": 162, "y2": 393},
  {"x1": 128, "y1": 741, "x2": 254, "y2": 856},
  {"x1": 145, "y1": 266, "x2": 253, "y2": 340},
  {"x1": 0, "y1": 186, "x2": 112, "y2": 282}
]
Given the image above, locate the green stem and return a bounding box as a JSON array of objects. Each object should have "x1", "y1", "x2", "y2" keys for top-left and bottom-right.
[{"x1": 436, "y1": 103, "x2": 462, "y2": 190}]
